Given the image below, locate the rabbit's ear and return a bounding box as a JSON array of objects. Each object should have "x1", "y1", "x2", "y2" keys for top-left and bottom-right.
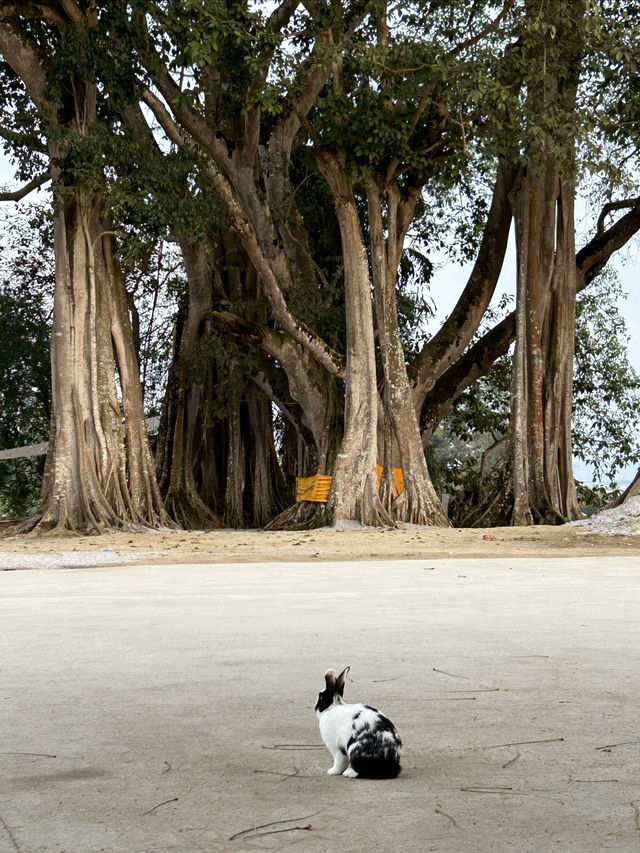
[
  {"x1": 324, "y1": 669, "x2": 337, "y2": 691},
  {"x1": 335, "y1": 666, "x2": 350, "y2": 695}
]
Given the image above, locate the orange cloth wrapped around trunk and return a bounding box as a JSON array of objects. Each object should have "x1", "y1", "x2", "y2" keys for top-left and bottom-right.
[{"x1": 296, "y1": 466, "x2": 403, "y2": 503}]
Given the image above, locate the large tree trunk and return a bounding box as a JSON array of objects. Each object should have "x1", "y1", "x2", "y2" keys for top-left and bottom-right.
[
  {"x1": 506, "y1": 162, "x2": 581, "y2": 524},
  {"x1": 475, "y1": 0, "x2": 584, "y2": 527},
  {"x1": 20, "y1": 189, "x2": 170, "y2": 533},
  {"x1": 367, "y1": 180, "x2": 449, "y2": 526},
  {"x1": 318, "y1": 152, "x2": 393, "y2": 527},
  {"x1": 243, "y1": 384, "x2": 287, "y2": 526},
  {"x1": 157, "y1": 240, "x2": 223, "y2": 528}
]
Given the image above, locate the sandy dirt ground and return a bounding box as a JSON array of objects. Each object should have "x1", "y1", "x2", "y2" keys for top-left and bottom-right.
[
  {"x1": 0, "y1": 523, "x2": 639, "y2": 568},
  {"x1": 2, "y1": 556, "x2": 640, "y2": 852}
]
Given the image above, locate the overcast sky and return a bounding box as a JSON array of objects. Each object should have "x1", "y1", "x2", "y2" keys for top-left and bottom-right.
[{"x1": 1, "y1": 154, "x2": 638, "y2": 486}]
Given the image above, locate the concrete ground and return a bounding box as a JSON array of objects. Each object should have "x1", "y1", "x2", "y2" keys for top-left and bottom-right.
[{"x1": 1, "y1": 557, "x2": 640, "y2": 852}]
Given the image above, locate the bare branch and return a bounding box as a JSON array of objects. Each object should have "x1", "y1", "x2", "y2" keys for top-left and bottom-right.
[
  {"x1": 420, "y1": 195, "x2": 640, "y2": 437},
  {"x1": 448, "y1": 0, "x2": 515, "y2": 58},
  {"x1": 577, "y1": 198, "x2": 640, "y2": 288},
  {"x1": 0, "y1": 171, "x2": 49, "y2": 201},
  {"x1": 596, "y1": 197, "x2": 640, "y2": 236},
  {"x1": 141, "y1": 89, "x2": 186, "y2": 148}
]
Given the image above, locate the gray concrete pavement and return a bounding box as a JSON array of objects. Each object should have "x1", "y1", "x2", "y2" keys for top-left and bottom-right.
[{"x1": 1, "y1": 557, "x2": 640, "y2": 852}]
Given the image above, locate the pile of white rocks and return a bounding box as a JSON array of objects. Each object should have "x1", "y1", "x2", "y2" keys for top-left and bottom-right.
[{"x1": 570, "y1": 495, "x2": 640, "y2": 536}]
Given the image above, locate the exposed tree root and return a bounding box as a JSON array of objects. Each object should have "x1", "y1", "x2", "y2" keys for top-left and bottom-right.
[
  {"x1": 265, "y1": 501, "x2": 328, "y2": 531},
  {"x1": 392, "y1": 477, "x2": 450, "y2": 527},
  {"x1": 2, "y1": 511, "x2": 169, "y2": 538},
  {"x1": 164, "y1": 486, "x2": 223, "y2": 530},
  {"x1": 352, "y1": 474, "x2": 395, "y2": 528}
]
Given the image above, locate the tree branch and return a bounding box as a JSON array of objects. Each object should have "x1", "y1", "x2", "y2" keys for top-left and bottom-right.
[
  {"x1": 596, "y1": 197, "x2": 640, "y2": 236},
  {"x1": 208, "y1": 162, "x2": 345, "y2": 377},
  {"x1": 0, "y1": 124, "x2": 47, "y2": 153},
  {"x1": 59, "y1": 0, "x2": 83, "y2": 26},
  {"x1": 420, "y1": 313, "x2": 515, "y2": 438},
  {"x1": 577, "y1": 198, "x2": 640, "y2": 288},
  {"x1": 420, "y1": 195, "x2": 640, "y2": 437},
  {"x1": 272, "y1": 0, "x2": 372, "y2": 155},
  {"x1": 137, "y1": 14, "x2": 235, "y2": 183},
  {"x1": 0, "y1": 171, "x2": 49, "y2": 201},
  {"x1": 242, "y1": 0, "x2": 302, "y2": 163},
  {"x1": 0, "y1": 20, "x2": 48, "y2": 107},
  {"x1": 141, "y1": 88, "x2": 186, "y2": 147},
  {"x1": 448, "y1": 0, "x2": 515, "y2": 57},
  {"x1": 410, "y1": 160, "x2": 518, "y2": 394}
]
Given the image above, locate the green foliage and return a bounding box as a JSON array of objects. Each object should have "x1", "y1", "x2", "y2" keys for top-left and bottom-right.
[
  {"x1": 119, "y1": 237, "x2": 183, "y2": 415},
  {"x1": 575, "y1": 480, "x2": 621, "y2": 513},
  {"x1": 573, "y1": 270, "x2": 640, "y2": 486},
  {"x1": 0, "y1": 60, "x2": 48, "y2": 183},
  {"x1": 0, "y1": 206, "x2": 53, "y2": 518}
]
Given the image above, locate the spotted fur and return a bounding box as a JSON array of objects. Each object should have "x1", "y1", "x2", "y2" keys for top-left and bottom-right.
[{"x1": 315, "y1": 667, "x2": 402, "y2": 779}]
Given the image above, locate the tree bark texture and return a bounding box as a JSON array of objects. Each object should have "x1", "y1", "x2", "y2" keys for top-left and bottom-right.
[
  {"x1": 506, "y1": 158, "x2": 581, "y2": 525},
  {"x1": 366, "y1": 180, "x2": 449, "y2": 526},
  {"x1": 157, "y1": 240, "x2": 223, "y2": 529},
  {"x1": 317, "y1": 152, "x2": 393, "y2": 527},
  {"x1": 26, "y1": 189, "x2": 170, "y2": 533}
]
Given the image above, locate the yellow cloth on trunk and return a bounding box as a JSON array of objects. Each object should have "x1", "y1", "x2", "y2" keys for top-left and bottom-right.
[{"x1": 295, "y1": 466, "x2": 403, "y2": 502}]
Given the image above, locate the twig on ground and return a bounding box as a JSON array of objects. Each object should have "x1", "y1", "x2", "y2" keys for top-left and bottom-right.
[
  {"x1": 568, "y1": 778, "x2": 620, "y2": 783},
  {"x1": 161, "y1": 761, "x2": 171, "y2": 774},
  {"x1": 229, "y1": 807, "x2": 329, "y2": 841},
  {"x1": 435, "y1": 806, "x2": 459, "y2": 828},
  {"x1": 429, "y1": 688, "x2": 499, "y2": 693},
  {"x1": 460, "y1": 786, "x2": 526, "y2": 795},
  {"x1": 485, "y1": 738, "x2": 564, "y2": 749},
  {"x1": 141, "y1": 797, "x2": 179, "y2": 815},
  {"x1": 433, "y1": 668, "x2": 470, "y2": 679},
  {"x1": 244, "y1": 823, "x2": 313, "y2": 839},
  {"x1": 631, "y1": 802, "x2": 640, "y2": 830},
  {"x1": 373, "y1": 677, "x2": 401, "y2": 683},
  {"x1": 462, "y1": 785, "x2": 513, "y2": 792},
  {"x1": 262, "y1": 744, "x2": 324, "y2": 750},
  {"x1": 0, "y1": 751, "x2": 57, "y2": 758},
  {"x1": 502, "y1": 749, "x2": 520, "y2": 769},
  {"x1": 254, "y1": 767, "x2": 314, "y2": 781},
  {"x1": 427, "y1": 697, "x2": 476, "y2": 701},
  {"x1": 596, "y1": 741, "x2": 640, "y2": 752},
  {"x1": 0, "y1": 811, "x2": 22, "y2": 852}
]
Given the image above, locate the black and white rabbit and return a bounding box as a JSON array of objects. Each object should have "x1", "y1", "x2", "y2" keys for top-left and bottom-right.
[{"x1": 315, "y1": 666, "x2": 402, "y2": 779}]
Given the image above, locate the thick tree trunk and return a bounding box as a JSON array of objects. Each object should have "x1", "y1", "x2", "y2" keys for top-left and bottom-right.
[
  {"x1": 243, "y1": 384, "x2": 287, "y2": 526},
  {"x1": 503, "y1": 160, "x2": 581, "y2": 525},
  {"x1": 479, "y1": 2, "x2": 584, "y2": 527},
  {"x1": 159, "y1": 240, "x2": 223, "y2": 529},
  {"x1": 367, "y1": 180, "x2": 449, "y2": 526},
  {"x1": 318, "y1": 152, "x2": 393, "y2": 527},
  {"x1": 21, "y1": 190, "x2": 171, "y2": 533}
]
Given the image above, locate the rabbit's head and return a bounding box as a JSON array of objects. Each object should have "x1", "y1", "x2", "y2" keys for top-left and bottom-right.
[{"x1": 315, "y1": 666, "x2": 350, "y2": 714}]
